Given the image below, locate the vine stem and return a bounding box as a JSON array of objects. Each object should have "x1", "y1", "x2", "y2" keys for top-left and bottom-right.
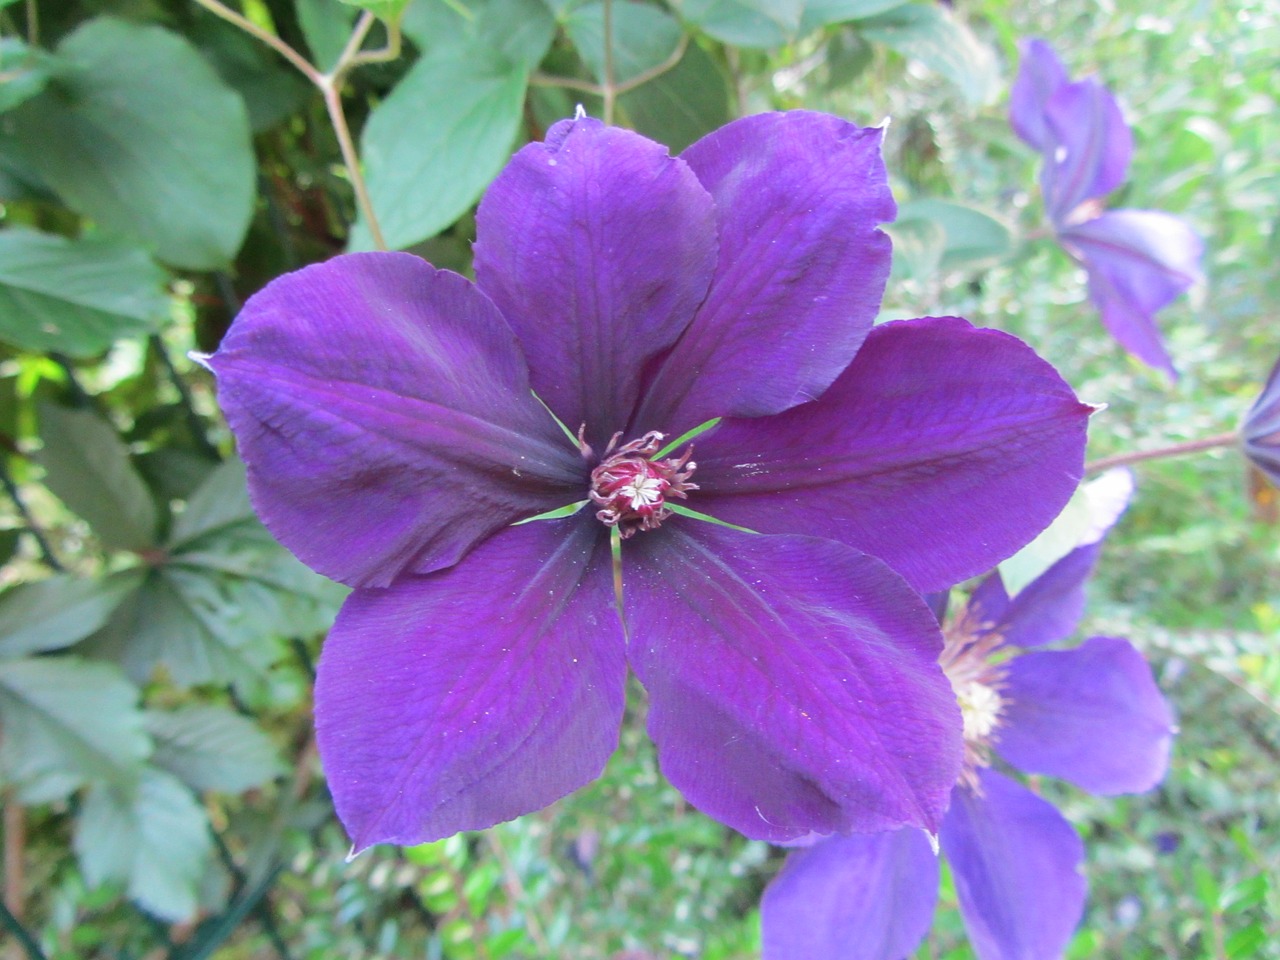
[
  {"x1": 601, "y1": 0, "x2": 616, "y2": 125},
  {"x1": 191, "y1": 0, "x2": 399, "y2": 250},
  {"x1": 1084, "y1": 431, "x2": 1239, "y2": 473},
  {"x1": 530, "y1": 33, "x2": 689, "y2": 102}
]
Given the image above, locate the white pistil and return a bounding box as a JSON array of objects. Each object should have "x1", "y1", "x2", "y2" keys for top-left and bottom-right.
[{"x1": 622, "y1": 475, "x2": 666, "y2": 510}]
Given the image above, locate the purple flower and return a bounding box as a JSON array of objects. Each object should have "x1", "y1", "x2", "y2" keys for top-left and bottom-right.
[
  {"x1": 208, "y1": 111, "x2": 1091, "y2": 852},
  {"x1": 1011, "y1": 38, "x2": 1203, "y2": 379},
  {"x1": 1244, "y1": 353, "x2": 1280, "y2": 491},
  {"x1": 761, "y1": 527, "x2": 1176, "y2": 960}
]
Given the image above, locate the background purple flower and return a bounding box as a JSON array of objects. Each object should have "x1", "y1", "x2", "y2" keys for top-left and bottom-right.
[
  {"x1": 209, "y1": 111, "x2": 1091, "y2": 852},
  {"x1": 1243, "y1": 352, "x2": 1280, "y2": 490},
  {"x1": 762, "y1": 525, "x2": 1176, "y2": 960},
  {"x1": 1011, "y1": 37, "x2": 1203, "y2": 379}
]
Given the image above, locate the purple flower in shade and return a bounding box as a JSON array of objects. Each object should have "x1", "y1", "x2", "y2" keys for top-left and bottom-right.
[
  {"x1": 1244, "y1": 353, "x2": 1280, "y2": 491},
  {"x1": 761, "y1": 512, "x2": 1177, "y2": 960},
  {"x1": 207, "y1": 111, "x2": 1093, "y2": 853},
  {"x1": 1010, "y1": 37, "x2": 1203, "y2": 379}
]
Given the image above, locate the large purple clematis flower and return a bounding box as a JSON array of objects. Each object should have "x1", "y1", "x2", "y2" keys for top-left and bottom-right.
[
  {"x1": 762, "y1": 512, "x2": 1176, "y2": 960},
  {"x1": 1011, "y1": 37, "x2": 1203, "y2": 379},
  {"x1": 208, "y1": 111, "x2": 1092, "y2": 852}
]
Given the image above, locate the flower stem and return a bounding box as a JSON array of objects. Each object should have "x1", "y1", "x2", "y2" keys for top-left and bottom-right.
[
  {"x1": 602, "y1": 0, "x2": 616, "y2": 125},
  {"x1": 1084, "y1": 431, "x2": 1239, "y2": 473}
]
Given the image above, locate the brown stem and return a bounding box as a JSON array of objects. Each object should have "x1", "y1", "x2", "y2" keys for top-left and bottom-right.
[
  {"x1": 3, "y1": 800, "x2": 25, "y2": 923},
  {"x1": 1084, "y1": 431, "x2": 1239, "y2": 473},
  {"x1": 485, "y1": 832, "x2": 550, "y2": 954},
  {"x1": 601, "y1": 0, "x2": 616, "y2": 125}
]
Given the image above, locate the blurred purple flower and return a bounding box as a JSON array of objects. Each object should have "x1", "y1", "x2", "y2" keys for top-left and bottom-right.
[
  {"x1": 762, "y1": 522, "x2": 1176, "y2": 960},
  {"x1": 209, "y1": 111, "x2": 1092, "y2": 852},
  {"x1": 1011, "y1": 37, "x2": 1203, "y2": 379},
  {"x1": 1244, "y1": 353, "x2": 1280, "y2": 490}
]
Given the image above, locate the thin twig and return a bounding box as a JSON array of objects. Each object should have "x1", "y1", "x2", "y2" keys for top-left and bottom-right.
[
  {"x1": 150, "y1": 335, "x2": 222, "y2": 462},
  {"x1": 0, "y1": 463, "x2": 63, "y2": 571},
  {"x1": 531, "y1": 33, "x2": 689, "y2": 102},
  {"x1": 1084, "y1": 431, "x2": 1239, "y2": 473},
  {"x1": 191, "y1": 0, "x2": 321, "y2": 83},
  {"x1": 485, "y1": 832, "x2": 551, "y2": 954},
  {"x1": 602, "y1": 0, "x2": 616, "y2": 124},
  {"x1": 318, "y1": 76, "x2": 387, "y2": 250},
  {"x1": 3, "y1": 800, "x2": 25, "y2": 923},
  {"x1": 23, "y1": 0, "x2": 37, "y2": 46}
]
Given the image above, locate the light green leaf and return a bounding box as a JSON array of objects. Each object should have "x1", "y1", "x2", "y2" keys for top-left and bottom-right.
[
  {"x1": 4, "y1": 18, "x2": 255, "y2": 270},
  {"x1": 295, "y1": 0, "x2": 357, "y2": 72},
  {"x1": 168, "y1": 458, "x2": 255, "y2": 549},
  {"x1": 0, "y1": 230, "x2": 168, "y2": 357},
  {"x1": 885, "y1": 217, "x2": 945, "y2": 281},
  {"x1": 337, "y1": 0, "x2": 411, "y2": 20},
  {"x1": 895, "y1": 199, "x2": 1012, "y2": 270},
  {"x1": 74, "y1": 768, "x2": 212, "y2": 922},
  {"x1": 565, "y1": 1, "x2": 682, "y2": 84},
  {"x1": 0, "y1": 656, "x2": 150, "y2": 803},
  {"x1": 681, "y1": 0, "x2": 803, "y2": 48},
  {"x1": 36, "y1": 404, "x2": 159, "y2": 552},
  {"x1": 147, "y1": 705, "x2": 283, "y2": 793},
  {"x1": 402, "y1": 0, "x2": 556, "y2": 69},
  {"x1": 0, "y1": 38, "x2": 55, "y2": 113},
  {"x1": 857, "y1": 3, "x2": 999, "y2": 105},
  {"x1": 800, "y1": 0, "x2": 907, "y2": 32},
  {"x1": 0, "y1": 570, "x2": 143, "y2": 660},
  {"x1": 350, "y1": 39, "x2": 527, "y2": 250}
]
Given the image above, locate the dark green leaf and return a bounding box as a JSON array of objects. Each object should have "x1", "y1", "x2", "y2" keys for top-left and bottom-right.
[
  {"x1": 681, "y1": 0, "x2": 803, "y2": 48},
  {"x1": 0, "y1": 230, "x2": 168, "y2": 357},
  {"x1": 0, "y1": 570, "x2": 143, "y2": 659},
  {"x1": 168, "y1": 458, "x2": 255, "y2": 550},
  {"x1": 147, "y1": 705, "x2": 283, "y2": 793},
  {"x1": 191, "y1": 13, "x2": 311, "y2": 132},
  {"x1": 0, "y1": 656, "x2": 149, "y2": 802},
  {"x1": 0, "y1": 38, "x2": 55, "y2": 113},
  {"x1": 565, "y1": 1, "x2": 682, "y2": 84},
  {"x1": 3, "y1": 18, "x2": 256, "y2": 270},
  {"x1": 74, "y1": 768, "x2": 212, "y2": 922},
  {"x1": 351, "y1": 38, "x2": 527, "y2": 250},
  {"x1": 401, "y1": 0, "x2": 556, "y2": 70},
  {"x1": 36, "y1": 404, "x2": 159, "y2": 552},
  {"x1": 857, "y1": 3, "x2": 998, "y2": 105},
  {"x1": 619, "y1": 42, "x2": 732, "y2": 153},
  {"x1": 896, "y1": 198, "x2": 1011, "y2": 269}
]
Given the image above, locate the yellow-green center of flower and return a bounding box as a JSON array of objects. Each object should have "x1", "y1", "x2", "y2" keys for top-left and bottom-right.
[{"x1": 939, "y1": 604, "x2": 1010, "y2": 791}]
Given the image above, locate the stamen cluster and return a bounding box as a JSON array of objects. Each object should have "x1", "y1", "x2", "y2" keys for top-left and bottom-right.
[
  {"x1": 589, "y1": 431, "x2": 698, "y2": 538},
  {"x1": 939, "y1": 608, "x2": 1010, "y2": 791}
]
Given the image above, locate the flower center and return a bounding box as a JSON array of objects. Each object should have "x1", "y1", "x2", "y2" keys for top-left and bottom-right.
[
  {"x1": 589, "y1": 431, "x2": 698, "y2": 538},
  {"x1": 938, "y1": 604, "x2": 1010, "y2": 791}
]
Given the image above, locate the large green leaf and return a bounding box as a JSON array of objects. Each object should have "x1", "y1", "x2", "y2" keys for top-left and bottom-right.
[
  {"x1": 3, "y1": 18, "x2": 255, "y2": 270},
  {"x1": 147, "y1": 705, "x2": 283, "y2": 793},
  {"x1": 0, "y1": 230, "x2": 168, "y2": 357},
  {"x1": 0, "y1": 570, "x2": 143, "y2": 660},
  {"x1": 350, "y1": 38, "x2": 528, "y2": 250},
  {"x1": 564, "y1": 1, "x2": 683, "y2": 84},
  {"x1": 800, "y1": 0, "x2": 907, "y2": 32},
  {"x1": 401, "y1": 0, "x2": 556, "y2": 70},
  {"x1": 857, "y1": 3, "x2": 999, "y2": 106},
  {"x1": 681, "y1": 0, "x2": 803, "y2": 48},
  {"x1": 36, "y1": 404, "x2": 159, "y2": 552},
  {"x1": 0, "y1": 38, "x2": 54, "y2": 114},
  {"x1": 0, "y1": 656, "x2": 150, "y2": 803},
  {"x1": 168, "y1": 458, "x2": 256, "y2": 549},
  {"x1": 295, "y1": 0, "x2": 357, "y2": 72},
  {"x1": 895, "y1": 199, "x2": 1012, "y2": 271},
  {"x1": 619, "y1": 42, "x2": 732, "y2": 153},
  {"x1": 74, "y1": 768, "x2": 212, "y2": 922}
]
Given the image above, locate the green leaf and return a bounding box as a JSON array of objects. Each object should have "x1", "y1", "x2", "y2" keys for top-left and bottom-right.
[
  {"x1": 0, "y1": 570, "x2": 143, "y2": 659},
  {"x1": 192, "y1": 14, "x2": 311, "y2": 132},
  {"x1": 36, "y1": 404, "x2": 159, "y2": 552},
  {"x1": 337, "y1": 0, "x2": 411, "y2": 20},
  {"x1": 895, "y1": 199, "x2": 1011, "y2": 270},
  {"x1": 295, "y1": 0, "x2": 357, "y2": 72},
  {"x1": 351, "y1": 37, "x2": 528, "y2": 250},
  {"x1": 800, "y1": 0, "x2": 907, "y2": 32},
  {"x1": 884, "y1": 216, "x2": 944, "y2": 281},
  {"x1": 0, "y1": 38, "x2": 55, "y2": 113},
  {"x1": 0, "y1": 656, "x2": 150, "y2": 803},
  {"x1": 74, "y1": 768, "x2": 212, "y2": 922},
  {"x1": 147, "y1": 705, "x2": 283, "y2": 793},
  {"x1": 402, "y1": 0, "x2": 557, "y2": 69},
  {"x1": 682, "y1": 0, "x2": 803, "y2": 47},
  {"x1": 3, "y1": 18, "x2": 256, "y2": 270},
  {"x1": 619, "y1": 42, "x2": 732, "y2": 153},
  {"x1": 0, "y1": 230, "x2": 168, "y2": 357},
  {"x1": 168, "y1": 458, "x2": 255, "y2": 549},
  {"x1": 856, "y1": 3, "x2": 999, "y2": 105},
  {"x1": 565, "y1": 1, "x2": 682, "y2": 84}
]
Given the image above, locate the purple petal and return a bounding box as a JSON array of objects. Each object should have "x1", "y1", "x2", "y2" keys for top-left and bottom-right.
[
  {"x1": 636, "y1": 112, "x2": 895, "y2": 433},
  {"x1": 624, "y1": 524, "x2": 962, "y2": 841},
  {"x1": 967, "y1": 573, "x2": 1011, "y2": 629},
  {"x1": 1009, "y1": 38, "x2": 1069, "y2": 153},
  {"x1": 694, "y1": 317, "x2": 1093, "y2": 593},
  {"x1": 997, "y1": 636, "x2": 1175, "y2": 794},
  {"x1": 314, "y1": 518, "x2": 625, "y2": 851},
  {"x1": 1244, "y1": 354, "x2": 1280, "y2": 486},
  {"x1": 473, "y1": 115, "x2": 717, "y2": 451},
  {"x1": 942, "y1": 770, "x2": 1087, "y2": 960},
  {"x1": 996, "y1": 542, "x2": 1101, "y2": 649},
  {"x1": 1040, "y1": 77, "x2": 1132, "y2": 222},
  {"x1": 210, "y1": 253, "x2": 583, "y2": 588},
  {"x1": 762, "y1": 830, "x2": 938, "y2": 960},
  {"x1": 1061, "y1": 209, "x2": 1204, "y2": 379}
]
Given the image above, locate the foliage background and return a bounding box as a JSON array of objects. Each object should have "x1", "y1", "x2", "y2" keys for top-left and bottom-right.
[{"x1": 0, "y1": 0, "x2": 1275, "y2": 957}]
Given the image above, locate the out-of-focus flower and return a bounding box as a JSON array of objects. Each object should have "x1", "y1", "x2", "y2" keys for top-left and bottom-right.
[
  {"x1": 208, "y1": 111, "x2": 1092, "y2": 853},
  {"x1": 762, "y1": 497, "x2": 1176, "y2": 960},
  {"x1": 1243, "y1": 352, "x2": 1280, "y2": 492},
  {"x1": 1011, "y1": 37, "x2": 1203, "y2": 379}
]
